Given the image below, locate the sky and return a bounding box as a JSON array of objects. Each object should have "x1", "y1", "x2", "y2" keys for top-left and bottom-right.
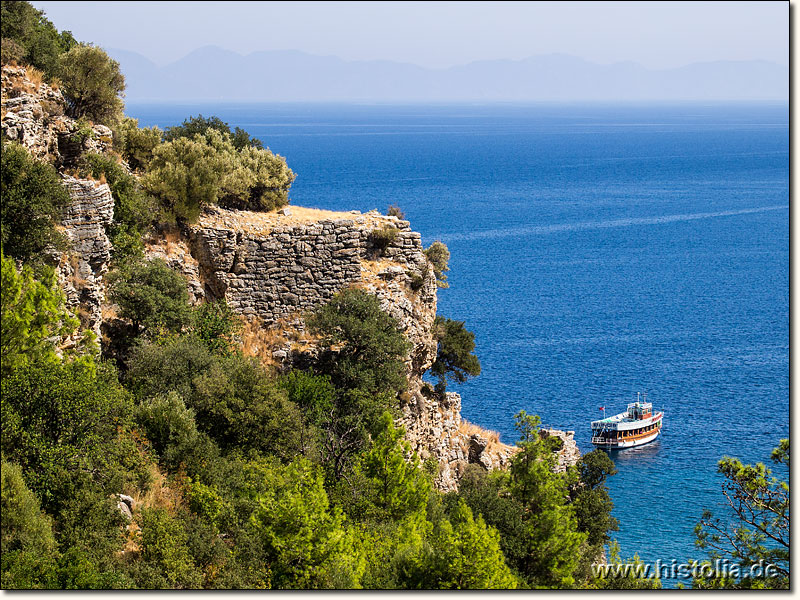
[{"x1": 31, "y1": 1, "x2": 788, "y2": 70}]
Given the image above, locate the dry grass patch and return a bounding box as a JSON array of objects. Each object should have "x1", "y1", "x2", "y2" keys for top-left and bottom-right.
[
  {"x1": 458, "y1": 419, "x2": 515, "y2": 458},
  {"x1": 162, "y1": 228, "x2": 182, "y2": 254},
  {"x1": 239, "y1": 314, "x2": 319, "y2": 368},
  {"x1": 130, "y1": 463, "x2": 186, "y2": 514},
  {"x1": 197, "y1": 205, "x2": 396, "y2": 236},
  {"x1": 25, "y1": 65, "x2": 44, "y2": 88},
  {"x1": 459, "y1": 419, "x2": 501, "y2": 445}
]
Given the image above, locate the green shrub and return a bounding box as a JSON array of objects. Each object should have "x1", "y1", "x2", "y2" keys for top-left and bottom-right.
[
  {"x1": 138, "y1": 508, "x2": 202, "y2": 589},
  {"x1": 58, "y1": 44, "x2": 125, "y2": 125},
  {"x1": 280, "y1": 370, "x2": 335, "y2": 427},
  {"x1": 424, "y1": 241, "x2": 450, "y2": 288},
  {"x1": 68, "y1": 117, "x2": 95, "y2": 145},
  {"x1": 444, "y1": 466, "x2": 530, "y2": 577},
  {"x1": 407, "y1": 271, "x2": 424, "y2": 291},
  {"x1": 107, "y1": 224, "x2": 145, "y2": 264},
  {"x1": 192, "y1": 299, "x2": 241, "y2": 356},
  {"x1": 249, "y1": 458, "x2": 365, "y2": 588},
  {"x1": 126, "y1": 336, "x2": 303, "y2": 459},
  {"x1": 370, "y1": 227, "x2": 398, "y2": 255},
  {"x1": 1, "y1": 356, "x2": 143, "y2": 516},
  {"x1": 106, "y1": 258, "x2": 191, "y2": 337},
  {"x1": 164, "y1": 114, "x2": 263, "y2": 150},
  {"x1": 430, "y1": 316, "x2": 480, "y2": 392},
  {"x1": 387, "y1": 205, "x2": 405, "y2": 219},
  {"x1": 572, "y1": 450, "x2": 618, "y2": 547},
  {"x1": 414, "y1": 500, "x2": 519, "y2": 589},
  {"x1": 353, "y1": 412, "x2": 430, "y2": 522},
  {"x1": 144, "y1": 129, "x2": 294, "y2": 222},
  {"x1": 190, "y1": 353, "x2": 303, "y2": 457},
  {"x1": 113, "y1": 117, "x2": 162, "y2": 172},
  {"x1": 81, "y1": 152, "x2": 154, "y2": 233},
  {"x1": 134, "y1": 392, "x2": 199, "y2": 461},
  {"x1": 0, "y1": 37, "x2": 25, "y2": 64},
  {"x1": 220, "y1": 144, "x2": 295, "y2": 212},
  {"x1": 1, "y1": 461, "x2": 56, "y2": 558},
  {"x1": 308, "y1": 288, "x2": 410, "y2": 398},
  {"x1": 1, "y1": 141, "x2": 70, "y2": 264},
  {"x1": 79, "y1": 152, "x2": 152, "y2": 264},
  {"x1": 142, "y1": 133, "x2": 234, "y2": 223},
  {"x1": 307, "y1": 289, "x2": 411, "y2": 478},
  {"x1": 1, "y1": 251, "x2": 79, "y2": 375}
]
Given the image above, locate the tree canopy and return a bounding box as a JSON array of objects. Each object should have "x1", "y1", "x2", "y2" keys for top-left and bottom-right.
[
  {"x1": 143, "y1": 129, "x2": 295, "y2": 222},
  {"x1": 0, "y1": 0, "x2": 77, "y2": 78},
  {"x1": 1, "y1": 141, "x2": 70, "y2": 264},
  {"x1": 430, "y1": 316, "x2": 480, "y2": 392},
  {"x1": 1, "y1": 252, "x2": 79, "y2": 375},
  {"x1": 58, "y1": 44, "x2": 125, "y2": 125},
  {"x1": 106, "y1": 258, "x2": 191, "y2": 337},
  {"x1": 693, "y1": 439, "x2": 789, "y2": 589}
]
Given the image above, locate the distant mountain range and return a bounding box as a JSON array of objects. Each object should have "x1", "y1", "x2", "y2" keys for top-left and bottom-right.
[{"x1": 108, "y1": 46, "x2": 788, "y2": 103}]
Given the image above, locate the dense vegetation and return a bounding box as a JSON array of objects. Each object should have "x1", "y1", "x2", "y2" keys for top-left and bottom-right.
[
  {"x1": 1, "y1": 141, "x2": 70, "y2": 264},
  {"x1": 1, "y1": 0, "x2": 77, "y2": 79},
  {"x1": 1, "y1": 241, "x2": 629, "y2": 588}
]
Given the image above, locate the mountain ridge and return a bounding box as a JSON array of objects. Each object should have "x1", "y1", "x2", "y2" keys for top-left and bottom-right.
[{"x1": 109, "y1": 46, "x2": 788, "y2": 103}]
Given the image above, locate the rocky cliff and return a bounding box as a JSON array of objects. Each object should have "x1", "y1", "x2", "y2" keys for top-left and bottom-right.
[
  {"x1": 2, "y1": 63, "x2": 579, "y2": 490},
  {"x1": 146, "y1": 204, "x2": 524, "y2": 489},
  {"x1": 2, "y1": 65, "x2": 115, "y2": 340},
  {"x1": 1, "y1": 65, "x2": 113, "y2": 167},
  {"x1": 56, "y1": 176, "x2": 115, "y2": 339}
]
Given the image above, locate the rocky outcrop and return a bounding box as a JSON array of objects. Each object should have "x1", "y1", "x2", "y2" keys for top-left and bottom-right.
[
  {"x1": 401, "y1": 391, "x2": 517, "y2": 489},
  {"x1": 56, "y1": 176, "x2": 114, "y2": 339},
  {"x1": 1, "y1": 65, "x2": 112, "y2": 166},
  {"x1": 540, "y1": 429, "x2": 581, "y2": 472},
  {"x1": 185, "y1": 206, "x2": 439, "y2": 384},
  {"x1": 177, "y1": 205, "x2": 530, "y2": 489},
  {"x1": 145, "y1": 233, "x2": 206, "y2": 304},
  {"x1": 115, "y1": 494, "x2": 135, "y2": 521}
]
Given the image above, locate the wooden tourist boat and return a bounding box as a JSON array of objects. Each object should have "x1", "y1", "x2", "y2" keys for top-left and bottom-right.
[{"x1": 591, "y1": 393, "x2": 663, "y2": 449}]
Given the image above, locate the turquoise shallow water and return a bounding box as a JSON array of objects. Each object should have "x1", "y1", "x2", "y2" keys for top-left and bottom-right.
[{"x1": 130, "y1": 103, "x2": 789, "y2": 586}]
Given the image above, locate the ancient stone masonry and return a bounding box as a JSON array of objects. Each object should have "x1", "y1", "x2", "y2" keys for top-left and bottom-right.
[
  {"x1": 56, "y1": 176, "x2": 114, "y2": 339},
  {"x1": 188, "y1": 209, "x2": 430, "y2": 321},
  {"x1": 185, "y1": 207, "x2": 440, "y2": 389}
]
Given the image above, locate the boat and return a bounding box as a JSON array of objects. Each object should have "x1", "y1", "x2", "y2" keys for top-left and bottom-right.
[{"x1": 591, "y1": 393, "x2": 663, "y2": 449}]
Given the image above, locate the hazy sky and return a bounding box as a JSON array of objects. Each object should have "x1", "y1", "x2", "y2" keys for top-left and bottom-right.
[{"x1": 31, "y1": 1, "x2": 788, "y2": 69}]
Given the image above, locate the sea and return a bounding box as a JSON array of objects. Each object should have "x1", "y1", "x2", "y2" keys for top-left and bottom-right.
[{"x1": 129, "y1": 102, "x2": 789, "y2": 586}]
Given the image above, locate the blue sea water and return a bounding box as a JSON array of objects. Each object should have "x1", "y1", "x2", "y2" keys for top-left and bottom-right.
[{"x1": 130, "y1": 102, "x2": 789, "y2": 585}]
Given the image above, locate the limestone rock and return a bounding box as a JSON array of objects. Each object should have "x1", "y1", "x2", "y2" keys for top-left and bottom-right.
[
  {"x1": 115, "y1": 494, "x2": 134, "y2": 520},
  {"x1": 56, "y1": 176, "x2": 114, "y2": 339},
  {"x1": 540, "y1": 429, "x2": 581, "y2": 472},
  {"x1": 145, "y1": 232, "x2": 205, "y2": 304},
  {"x1": 1, "y1": 65, "x2": 113, "y2": 166}
]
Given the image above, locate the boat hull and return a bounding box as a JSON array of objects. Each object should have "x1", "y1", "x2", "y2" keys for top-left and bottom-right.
[{"x1": 592, "y1": 429, "x2": 660, "y2": 450}]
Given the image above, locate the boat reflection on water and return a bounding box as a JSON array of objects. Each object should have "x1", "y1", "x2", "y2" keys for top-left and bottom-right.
[{"x1": 607, "y1": 438, "x2": 662, "y2": 466}]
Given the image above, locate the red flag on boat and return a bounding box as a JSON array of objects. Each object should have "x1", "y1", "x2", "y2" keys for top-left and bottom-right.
[{"x1": 599, "y1": 407, "x2": 605, "y2": 411}]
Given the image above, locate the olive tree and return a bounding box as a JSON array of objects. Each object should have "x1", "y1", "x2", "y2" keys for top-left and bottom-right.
[{"x1": 58, "y1": 44, "x2": 125, "y2": 124}]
